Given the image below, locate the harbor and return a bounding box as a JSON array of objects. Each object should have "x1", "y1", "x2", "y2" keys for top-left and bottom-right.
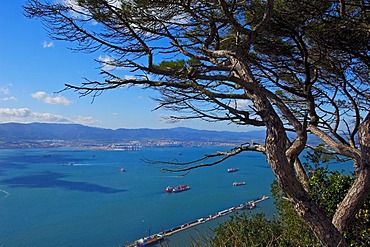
[{"x1": 125, "y1": 195, "x2": 269, "y2": 247}]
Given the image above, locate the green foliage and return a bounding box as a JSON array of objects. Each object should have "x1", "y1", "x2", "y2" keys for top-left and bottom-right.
[
  {"x1": 347, "y1": 202, "x2": 370, "y2": 247},
  {"x1": 308, "y1": 168, "x2": 353, "y2": 218},
  {"x1": 212, "y1": 210, "x2": 320, "y2": 246},
  {"x1": 213, "y1": 144, "x2": 370, "y2": 246},
  {"x1": 156, "y1": 59, "x2": 185, "y2": 70},
  {"x1": 305, "y1": 144, "x2": 336, "y2": 166},
  {"x1": 212, "y1": 213, "x2": 282, "y2": 246},
  {"x1": 271, "y1": 181, "x2": 320, "y2": 246},
  {"x1": 296, "y1": 145, "x2": 370, "y2": 246},
  {"x1": 187, "y1": 58, "x2": 202, "y2": 67},
  {"x1": 154, "y1": 58, "x2": 201, "y2": 73},
  {"x1": 307, "y1": 168, "x2": 370, "y2": 246}
]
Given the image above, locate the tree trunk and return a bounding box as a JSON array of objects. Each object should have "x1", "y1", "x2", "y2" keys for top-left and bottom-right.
[
  {"x1": 332, "y1": 112, "x2": 370, "y2": 232},
  {"x1": 293, "y1": 158, "x2": 310, "y2": 192},
  {"x1": 264, "y1": 119, "x2": 348, "y2": 246},
  {"x1": 252, "y1": 89, "x2": 348, "y2": 246}
]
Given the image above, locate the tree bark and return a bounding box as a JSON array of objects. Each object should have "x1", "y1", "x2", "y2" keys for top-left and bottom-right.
[
  {"x1": 332, "y1": 112, "x2": 370, "y2": 232},
  {"x1": 252, "y1": 87, "x2": 348, "y2": 246},
  {"x1": 293, "y1": 158, "x2": 310, "y2": 192}
]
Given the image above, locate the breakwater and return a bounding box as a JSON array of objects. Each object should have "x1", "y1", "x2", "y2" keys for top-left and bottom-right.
[{"x1": 125, "y1": 196, "x2": 269, "y2": 247}]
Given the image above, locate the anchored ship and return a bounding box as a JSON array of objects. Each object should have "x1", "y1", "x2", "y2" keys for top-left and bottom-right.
[
  {"x1": 130, "y1": 234, "x2": 163, "y2": 247},
  {"x1": 233, "y1": 181, "x2": 246, "y2": 186},
  {"x1": 227, "y1": 168, "x2": 239, "y2": 173},
  {"x1": 164, "y1": 185, "x2": 190, "y2": 193}
]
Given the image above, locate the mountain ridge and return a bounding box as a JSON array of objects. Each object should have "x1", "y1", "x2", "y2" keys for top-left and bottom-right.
[{"x1": 0, "y1": 122, "x2": 265, "y2": 143}]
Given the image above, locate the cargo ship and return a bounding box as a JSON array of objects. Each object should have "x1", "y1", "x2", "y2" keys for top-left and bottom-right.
[
  {"x1": 233, "y1": 181, "x2": 246, "y2": 186},
  {"x1": 227, "y1": 168, "x2": 239, "y2": 173},
  {"x1": 127, "y1": 234, "x2": 163, "y2": 247},
  {"x1": 164, "y1": 185, "x2": 190, "y2": 193}
]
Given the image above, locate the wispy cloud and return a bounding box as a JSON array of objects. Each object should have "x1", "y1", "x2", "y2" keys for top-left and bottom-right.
[
  {"x1": 73, "y1": 115, "x2": 102, "y2": 126},
  {"x1": 63, "y1": 0, "x2": 121, "y2": 11},
  {"x1": 98, "y1": 55, "x2": 117, "y2": 71},
  {"x1": 42, "y1": 41, "x2": 54, "y2": 48},
  {"x1": 0, "y1": 85, "x2": 16, "y2": 101},
  {"x1": 31, "y1": 91, "x2": 72, "y2": 105},
  {"x1": 0, "y1": 108, "x2": 71, "y2": 123},
  {"x1": 1, "y1": 96, "x2": 17, "y2": 101},
  {"x1": 62, "y1": 0, "x2": 121, "y2": 20},
  {"x1": 0, "y1": 108, "x2": 103, "y2": 126},
  {"x1": 0, "y1": 86, "x2": 10, "y2": 94}
]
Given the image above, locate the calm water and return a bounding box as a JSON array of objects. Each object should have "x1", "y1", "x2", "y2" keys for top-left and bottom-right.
[{"x1": 0, "y1": 146, "x2": 276, "y2": 246}]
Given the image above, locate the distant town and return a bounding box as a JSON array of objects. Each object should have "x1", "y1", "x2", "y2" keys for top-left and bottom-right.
[
  {"x1": 0, "y1": 139, "x2": 240, "y2": 150},
  {"x1": 0, "y1": 123, "x2": 266, "y2": 150}
]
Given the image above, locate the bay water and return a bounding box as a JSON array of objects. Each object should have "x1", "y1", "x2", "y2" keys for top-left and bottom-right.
[{"x1": 0, "y1": 146, "x2": 276, "y2": 246}]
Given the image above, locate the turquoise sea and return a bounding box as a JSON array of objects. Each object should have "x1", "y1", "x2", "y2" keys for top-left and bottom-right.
[{"x1": 0, "y1": 146, "x2": 276, "y2": 246}]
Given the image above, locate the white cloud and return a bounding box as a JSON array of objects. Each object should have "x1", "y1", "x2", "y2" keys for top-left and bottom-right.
[
  {"x1": 62, "y1": 0, "x2": 121, "y2": 19},
  {"x1": 62, "y1": 0, "x2": 87, "y2": 16},
  {"x1": 73, "y1": 115, "x2": 102, "y2": 126},
  {"x1": 108, "y1": 0, "x2": 122, "y2": 8},
  {"x1": 44, "y1": 95, "x2": 72, "y2": 105},
  {"x1": 0, "y1": 86, "x2": 10, "y2": 95},
  {"x1": 98, "y1": 55, "x2": 117, "y2": 71},
  {"x1": 1, "y1": 96, "x2": 17, "y2": 101},
  {"x1": 0, "y1": 85, "x2": 16, "y2": 101},
  {"x1": 63, "y1": 0, "x2": 121, "y2": 10},
  {"x1": 42, "y1": 41, "x2": 54, "y2": 48},
  {"x1": 31, "y1": 91, "x2": 47, "y2": 100},
  {"x1": 0, "y1": 108, "x2": 103, "y2": 127},
  {"x1": 0, "y1": 108, "x2": 71, "y2": 123},
  {"x1": 31, "y1": 91, "x2": 72, "y2": 105},
  {"x1": 229, "y1": 99, "x2": 250, "y2": 109}
]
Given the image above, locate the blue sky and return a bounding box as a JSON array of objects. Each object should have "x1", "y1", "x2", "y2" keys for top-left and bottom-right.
[{"x1": 0, "y1": 0, "x2": 253, "y2": 132}]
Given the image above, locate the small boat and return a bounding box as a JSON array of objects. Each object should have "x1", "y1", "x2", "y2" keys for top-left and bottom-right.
[
  {"x1": 227, "y1": 168, "x2": 239, "y2": 173},
  {"x1": 233, "y1": 181, "x2": 246, "y2": 186},
  {"x1": 164, "y1": 185, "x2": 190, "y2": 193},
  {"x1": 62, "y1": 162, "x2": 74, "y2": 166},
  {"x1": 120, "y1": 167, "x2": 125, "y2": 172},
  {"x1": 135, "y1": 234, "x2": 163, "y2": 246}
]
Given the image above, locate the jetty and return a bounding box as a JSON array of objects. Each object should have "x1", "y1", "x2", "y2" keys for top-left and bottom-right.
[{"x1": 125, "y1": 195, "x2": 269, "y2": 247}]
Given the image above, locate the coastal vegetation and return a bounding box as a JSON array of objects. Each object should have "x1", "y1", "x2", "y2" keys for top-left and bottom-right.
[
  {"x1": 212, "y1": 146, "x2": 370, "y2": 246},
  {"x1": 24, "y1": 0, "x2": 370, "y2": 246}
]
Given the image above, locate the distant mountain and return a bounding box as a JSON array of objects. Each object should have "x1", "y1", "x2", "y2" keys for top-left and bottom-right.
[{"x1": 0, "y1": 123, "x2": 265, "y2": 143}]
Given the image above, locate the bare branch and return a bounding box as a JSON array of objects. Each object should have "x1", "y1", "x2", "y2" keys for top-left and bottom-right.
[{"x1": 144, "y1": 143, "x2": 265, "y2": 173}]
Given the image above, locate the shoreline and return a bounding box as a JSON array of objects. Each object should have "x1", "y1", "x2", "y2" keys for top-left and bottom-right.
[{"x1": 125, "y1": 196, "x2": 269, "y2": 247}]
